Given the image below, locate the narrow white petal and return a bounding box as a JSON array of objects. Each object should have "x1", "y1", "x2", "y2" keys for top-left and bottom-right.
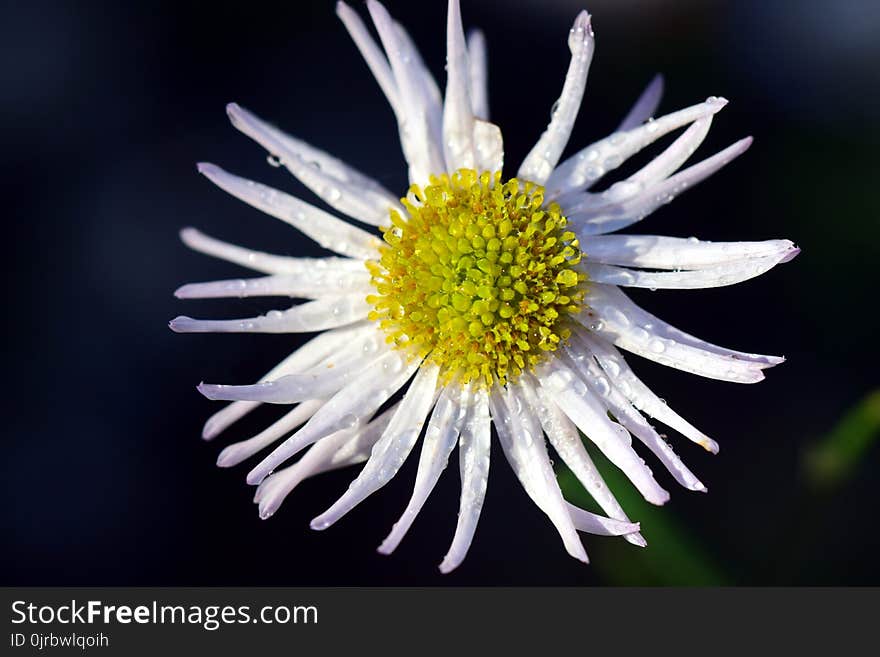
[
  {"x1": 439, "y1": 386, "x2": 490, "y2": 573},
  {"x1": 247, "y1": 350, "x2": 423, "y2": 484},
  {"x1": 532, "y1": 382, "x2": 646, "y2": 546},
  {"x1": 197, "y1": 163, "x2": 381, "y2": 260},
  {"x1": 467, "y1": 29, "x2": 489, "y2": 120},
  {"x1": 199, "y1": 348, "x2": 387, "y2": 405},
  {"x1": 616, "y1": 74, "x2": 664, "y2": 132},
  {"x1": 254, "y1": 404, "x2": 397, "y2": 519},
  {"x1": 518, "y1": 11, "x2": 595, "y2": 185},
  {"x1": 629, "y1": 115, "x2": 713, "y2": 186},
  {"x1": 199, "y1": 322, "x2": 373, "y2": 440},
  {"x1": 580, "y1": 247, "x2": 799, "y2": 290},
  {"x1": 226, "y1": 103, "x2": 402, "y2": 227},
  {"x1": 581, "y1": 285, "x2": 782, "y2": 366},
  {"x1": 489, "y1": 386, "x2": 588, "y2": 563},
  {"x1": 175, "y1": 268, "x2": 372, "y2": 300},
  {"x1": 578, "y1": 284, "x2": 778, "y2": 383},
  {"x1": 367, "y1": 0, "x2": 446, "y2": 184},
  {"x1": 578, "y1": 330, "x2": 720, "y2": 453},
  {"x1": 473, "y1": 119, "x2": 504, "y2": 174},
  {"x1": 546, "y1": 96, "x2": 727, "y2": 200},
  {"x1": 564, "y1": 503, "x2": 641, "y2": 536},
  {"x1": 564, "y1": 340, "x2": 706, "y2": 492},
  {"x1": 216, "y1": 399, "x2": 325, "y2": 468},
  {"x1": 393, "y1": 20, "x2": 445, "y2": 158},
  {"x1": 561, "y1": 114, "x2": 714, "y2": 215},
  {"x1": 336, "y1": 1, "x2": 402, "y2": 117},
  {"x1": 566, "y1": 137, "x2": 752, "y2": 235},
  {"x1": 584, "y1": 235, "x2": 799, "y2": 270},
  {"x1": 179, "y1": 228, "x2": 364, "y2": 276},
  {"x1": 378, "y1": 383, "x2": 467, "y2": 555},
  {"x1": 169, "y1": 295, "x2": 370, "y2": 334},
  {"x1": 536, "y1": 360, "x2": 670, "y2": 505},
  {"x1": 442, "y1": 0, "x2": 476, "y2": 171},
  {"x1": 310, "y1": 362, "x2": 441, "y2": 530}
]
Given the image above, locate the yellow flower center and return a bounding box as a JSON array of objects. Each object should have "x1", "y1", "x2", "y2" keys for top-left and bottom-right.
[{"x1": 366, "y1": 168, "x2": 586, "y2": 387}]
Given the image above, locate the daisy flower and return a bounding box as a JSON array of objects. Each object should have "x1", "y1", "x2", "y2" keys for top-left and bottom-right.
[{"x1": 171, "y1": 0, "x2": 798, "y2": 572}]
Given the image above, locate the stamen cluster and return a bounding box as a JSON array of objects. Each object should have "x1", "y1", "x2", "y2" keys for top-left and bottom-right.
[{"x1": 367, "y1": 168, "x2": 586, "y2": 386}]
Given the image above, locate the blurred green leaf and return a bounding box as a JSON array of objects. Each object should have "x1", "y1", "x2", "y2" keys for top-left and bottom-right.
[
  {"x1": 803, "y1": 389, "x2": 880, "y2": 491},
  {"x1": 558, "y1": 443, "x2": 729, "y2": 586}
]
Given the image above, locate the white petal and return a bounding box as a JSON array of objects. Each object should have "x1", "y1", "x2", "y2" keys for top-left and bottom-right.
[
  {"x1": 254, "y1": 404, "x2": 397, "y2": 519},
  {"x1": 197, "y1": 163, "x2": 381, "y2": 260},
  {"x1": 199, "y1": 348, "x2": 387, "y2": 404},
  {"x1": 489, "y1": 385, "x2": 588, "y2": 563},
  {"x1": 518, "y1": 11, "x2": 595, "y2": 185},
  {"x1": 336, "y1": 1, "x2": 402, "y2": 117},
  {"x1": 546, "y1": 96, "x2": 727, "y2": 200},
  {"x1": 630, "y1": 115, "x2": 713, "y2": 186},
  {"x1": 580, "y1": 247, "x2": 799, "y2": 290},
  {"x1": 584, "y1": 234, "x2": 799, "y2": 270},
  {"x1": 577, "y1": 330, "x2": 720, "y2": 453},
  {"x1": 564, "y1": 339, "x2": 706, "y2": 492},
  {"x1": 616, "y1": 74, "x2": 664, "y2": 132},
  {"x1": 367, "y1": 0, "x2": 446, "y2": 184},
  {"x1": 473, "y1": 119, "x2": 504, "y2": 174},
  {"x1": 532, "y1": 382, "x2": 646, "y2": 547},
  {"x1": 578, "y1": 283, "x2": 778, "y2": 382},
  {"x1": 247, "y1": 350, "x2": 423, "y2": 485},
  {"x1": 175, "y1": 268, "x2": 372, "y2": 300},
  {"x1": 378, "y1": 383, "x2": 467, "y2": 555},
  {"x1": 198, "y1": 322, "x2": 374, "y2": 440},
  {"x1": 560, "y1": 114, "x2": 714, "y2": 215},
  {"x1": 442, "y1": 0, "x2": 476, "y2": 171},
  {"x1": 169, "y1": 295, "x2": 370, "y2": 334},
  {"x1": 564, "y1": 503, "x2": 641, "y2": 536},
  {"x1": 204, "y1": 327, "x2": 386, "y2": 405},
  {"x1": 227, "y1": 103, "x2": 402, "y2": 227},
  {"x1": 467, "y1": 29, "x2": 489, "y2": 120},
  {"x1": 216, "y1": 399, "x2": 325, "y2": 468},
  {"x1": 439, "y1": 386, "x2": 490, "y2": 573},
  {"x1": 179, "y1": 228, "x2": 364, "y2": 276},
  {"x1": 310, "y1": 361, "x2": 441, "y2": 529},
  {"x1": 566, "y1": 137, "x2": 753, "y2": 235},
  {"x1": 536, "y1": 360, "x2": 670, "y2": 505}
]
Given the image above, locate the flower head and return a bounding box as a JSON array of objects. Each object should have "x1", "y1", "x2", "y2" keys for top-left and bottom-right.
[{"x1": 171, "y1": 0, "x2": 798, "y2": 573}]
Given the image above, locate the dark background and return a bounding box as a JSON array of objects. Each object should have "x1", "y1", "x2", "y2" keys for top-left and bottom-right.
[{"x1": 3, "y1": 0, "x2": 878, "y2": 585}]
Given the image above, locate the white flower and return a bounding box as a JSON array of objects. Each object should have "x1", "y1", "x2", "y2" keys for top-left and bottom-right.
[{"x1": 171, "y1": 0, "x2": 798, "y2": 573}]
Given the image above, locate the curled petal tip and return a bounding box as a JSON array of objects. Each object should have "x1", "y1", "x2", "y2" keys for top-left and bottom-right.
[
  {"x1": 309, "y1": 516, "x2": 332, "y2": 531},
  {"x1": 649, "y1": 489, "x2": 672, "y2": 506},
  {"x1": 575, "y1": 9, "x2": 591, "y2": 26},
  {"x1": 201, "y1": 418, "x2": 222, "y2": 441},
  {"x1": 781, "y1": 246, "x2": 801, "y2": 263},
  {"x1": 197, "y1": 162, "x2": 223, "y2": 178},
  {"x1": 168, "y1": 316, "x2": 190, "y2": 332},
  {"x1": 216, "y1": 448, "x2": 238, "y2": 468},
  {"x1": 246, "y1": 471, "x2": 265, "y2": 486},
  {"x1": 196, "y1": 382, "x2": 219, "y2": 399}
]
